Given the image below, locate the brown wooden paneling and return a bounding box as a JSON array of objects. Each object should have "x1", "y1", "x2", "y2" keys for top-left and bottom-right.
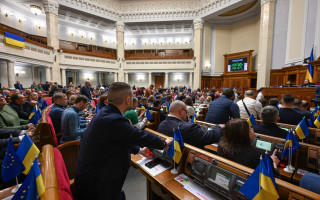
[
  {"x1": 125, "y1": 49, "x2": 194, "y2": 60},
  {"x1": 155, "y1": 75, "x2": 164, "y2": 89}
]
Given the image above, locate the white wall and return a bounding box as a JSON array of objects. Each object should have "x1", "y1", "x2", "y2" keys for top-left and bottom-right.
[
  {"x1": 78, "y1": 71, "x2": 98, "y2": 87},
  {"x1": 168, "y1": 73, "x2": 189, "y2": 88},
  {"x1": 129, "y1": 73, "x2": 149, "y2": 88},
  {"x1": 14, "y1": 66, "x2": 32, "y2": 87},
  {"x1": 105, "y1": 73, "x2": 115, "y2": 84},
  {"x1": 0, "y1": 62, "x2": 8, "y2": 87}
]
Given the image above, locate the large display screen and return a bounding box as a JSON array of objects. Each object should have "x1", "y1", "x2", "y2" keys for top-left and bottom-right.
[
  {"x1": 227, "y1": 57, "x2": 248, "y2": 72},
  {"x1": 256, "y1": 140, "x2": 272, "y2": 152}
]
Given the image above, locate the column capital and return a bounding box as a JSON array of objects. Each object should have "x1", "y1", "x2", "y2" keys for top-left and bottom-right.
[
  {"x1": 7, "y1": 59, "x2": 15, "y2": 63},
  {"x1": 116, "y1": 22, "x2": 125, "y2": 32},
  {"x1": 260, "y1": 0, "x2": 275, "y2": 7},
  {"x1": 43, "y1": 0, "x2": 59, "y2": 15},
  {"x1": 193, "y1": 19, "x2": 204, "y2": 30}
]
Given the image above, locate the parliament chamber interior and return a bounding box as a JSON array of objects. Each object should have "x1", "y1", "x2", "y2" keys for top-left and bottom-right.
[{"x1": 1, "y1": 0, "x2": 320, "y2": 199}]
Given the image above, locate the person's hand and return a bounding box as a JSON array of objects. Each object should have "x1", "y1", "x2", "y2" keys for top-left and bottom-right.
[
  {"x1": 143, "y1": 117, "x2": 148, "y2": 123},
  {"x1": 86, "y1": 115, "x2": 93, "y2": 120},
  {"x1": 27, "y1": 128, "x2": 35, "y2": 137},
  {"x1": 271, "y1": 149, "x2": 280, "y2": 168},
  {"x1": 30, "y1": 100, "x2": 37, "y2": 107},
  {"x1": 86, "y1": 121, "x2": 90, "y2": 127},
  {"x1": 140, "y1": 109, "x2": 146, "y2": 115},
  {"x1": 218, "y1": 124, "x2": 225, "y2": 130},
  {"x1": 164, "y1": 137, "x2": 173, "y2": 151},
  {"x1": 27, "y1": 123, "x2": 35, "y2": 128},
  {"x1": 139, "y1": 147, "x2": 154, "y2": 159}
]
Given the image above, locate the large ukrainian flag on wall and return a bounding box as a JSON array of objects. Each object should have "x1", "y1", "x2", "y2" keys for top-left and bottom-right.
[{"x1": 4, "y1": 32, "x2": 25, "y2": 48}]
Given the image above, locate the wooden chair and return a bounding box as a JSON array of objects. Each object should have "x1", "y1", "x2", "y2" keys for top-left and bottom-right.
[{"x1": 57, "y1": 140, "x2": 81, "y2": 180}]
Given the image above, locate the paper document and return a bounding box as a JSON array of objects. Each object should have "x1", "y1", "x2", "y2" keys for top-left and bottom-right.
[
  {"x1": 137, "y1": 157, "x2": 170, "y2": 176},
  {"x1": 211, "y1": 143, "x2": 218, "y2": 147},
  {"x1": 184, "y1": 182, "x2": 218, "y2": 200},
  {"x1": 2, "y1": 195, "x2": 13, "y2": 200},
  {"x1": 174, "y1": 173, "x2": 192, "y2": 186},
  {"x1": 297, "y1": 168, "x2": 308, "y2": 175}
]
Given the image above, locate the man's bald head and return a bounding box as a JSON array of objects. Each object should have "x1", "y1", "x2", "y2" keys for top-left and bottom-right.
[{"x1": 169, "y1": 100, "x2": 187, "y2": 121}]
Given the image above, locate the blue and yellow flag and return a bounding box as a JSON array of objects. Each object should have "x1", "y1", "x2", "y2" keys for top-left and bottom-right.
[
  {"x1": 282, "y1": 131, "x2": 300, "y2": 159},
  {"x1": 95, "y1": 104, "x2": 100, "y2": 114},
  {"x1": 190, "y1": 114, "x2": 196, "y2": 124},
  {"x1": 314, "y1": 115, "x2": 320, "y2": 128},
  {"x1": 167, "y1": 128, "x2": 185, "y2": 164},
  {"x1": 263, "y1": 154, "x2": 276, "y2": 189},
  {"x1": 309, "y1": 114, "x2": 315, "y2": 127},
  {"x1": 1, "y1": 138, "x2": 25, "y2": 182},
  {"x1": 247, "y1": 114, "x2": 257, "y2": 127},
  {"x1": 305, "y1": 48, "x2": 314, "y2": 83},
  {"x1": 88, "y1": 99, "x2": 91, "y2": 111},
  {"x1": 140, "y1": 106, "x2": 146, "y2": 110},
  {"x1": 146, "y1": 108, "x2": 152, "y2": 120},
  {"x1": 240, "y1": 157, "x2": 279, "y2": 200},
  {"x1": 16, "y1": 134, "x2": 40, "y2": 174},
  {"x1": 5, "y1": 32, "x2": 25, "y2": 48},
  {"x1": 166, "y1": 102, "x2": 171, "y2": 113},
  {"x1": 12, "y1": 158, "x2": 45, "y2": 200},
  {"x1": 29, "y1": 108, "x2": 42, "y2": 125},
  {"x1": 295, "y1": 118, "x2": 310, "y2": 139}
]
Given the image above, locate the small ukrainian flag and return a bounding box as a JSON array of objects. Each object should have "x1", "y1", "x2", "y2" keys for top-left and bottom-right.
[
  {"x1": 5, "y1": 32, "x2": 25, "y2": 48},
  {"x1": 247, "y1": 114, "x2": 257, "y2": 127},
  {"x1": 314, "y1": 115, "x2": 320, "y2": 128},
  {"x1": 295, "y1": 118, "x2": 310, "y2": 139},
  {"x1": 190, "y1": 114, "x2": 196, "y2": 124}
]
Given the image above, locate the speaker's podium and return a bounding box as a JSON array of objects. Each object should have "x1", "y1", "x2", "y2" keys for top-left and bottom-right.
[{"x1": 223, "y1": 50, "x2": 257, "y2": 89}]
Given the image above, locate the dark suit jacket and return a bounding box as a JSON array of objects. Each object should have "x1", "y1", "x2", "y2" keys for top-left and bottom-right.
[
  {"x1": 151, "y1": 107, "x2": 166, "y2": 122},
  {"x1": 80, "y1": 85, "x2": 91, "y2": 99},
  {"x1": 75, "y1": 104, "x2": 165, "y2": 200},
  {"x1": 293, "y1": 108, "x2": 311, "y2": 119},
  {"x1": 279, "y1": 108, "x2": 304, "y2": 125},
  {"x1": 157, "y1": 116, "x2": 223, "y2": 149},
  {"x1": 8, "y1": 102, "x2": 31, "y2": 120},
  {"x1": 14, "y1": 84, "x2": 23, "y2": 90},
  {"x1": 49, "y1": 104, "x2": 65, "y2": 133},
  {"x1": 252, "y1": 122, "x2": 288, "y2": 139}
]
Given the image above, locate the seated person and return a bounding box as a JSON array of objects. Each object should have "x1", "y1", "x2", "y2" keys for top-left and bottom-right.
[
  {"x1": 195, "y1": 96, "x2": 205, "y2": 104},
  {"x1": 205, "y1": 88, "x2": 240, "y2": 124},
  {"x1": 162, "y1": 95, "x2": 173, "y2": 110},
  {"x1": 237, "y1": 90, "x2": 262, "y2": 119},
  {"x1": 302, "y1": 79, "x2": 315, "y2": 87},
  {"x1": 301, "y1": 100, "x2": 310, "y2": 111},
  {"x1": 136, "y1": 95, "x2": 142, "y2": 107},
  {"x1": 124, "y1": 97, "x2": 148, "y2": 129},
  {"x1": 293, "y1": 99, "x2": 311, "y2": 119},
  {"x1": 284, "y1": 80, "x2": 295, "y2": 87},
  {"x1": 259, "y1": 98, "x2": 268, "y2": 108},
  {"x1": 148, "y1": 95, "x2": 154, "y2": 104},
  {"x1": 299, "y1": 172, "x2": 320, "y2": 194},
  {"x1": 279, "y1": 94, "x2": 304, "y2": 125},
  {"x1": 218, "y1": 118, "x2": 280, "y2": 169},
  {"x1": 269, "y1": 98, "x2": 279, "y2": 108},
  {"x1": 151, "y1": 100, "x2": 166, "y2": 122},
  {"x1": 158, "y1": 100, "x2": 224, "y2": 149},
  {"x1": 49, "y1": 93, "x2": 68, "y2": 133},
  {"x1": 203, "y1": 96, "x2": 212, "y2": 104},
  {"x1": 37, "y1": 91, "x2": 48, "y2": 110},
  {"x1": 8, "y1": 93, "x2": 35, "y2": 120},
  {"x1": 97, "y1": 93, "x2": 108, "y2": 110},
  {"x1": 2, "y1": 90, "x2": 10, "y2": 98},
  {"x1": 24, "y1": 92, "x2": 39, "y2": 111},
  {"x1": 0, "y1": 94, "x2": 33, "y2": 130},
  {"x1": 61, "y1": 95, "x2": 89, "y2": 144},
  {"x1": 138, "y1": 97, "x2": 149, "y2": 110},
  {"x1": 252, "y1": 106, "x2": 288, "y2": 139},
  {"x1": 185, "y1": 97, "x2": 195, "y2": 121}
]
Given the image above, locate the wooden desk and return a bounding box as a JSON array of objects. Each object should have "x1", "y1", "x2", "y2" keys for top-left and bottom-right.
[
  {"x1": 262, "y1": 87, "x2": 315, "y2": 105},
  {"x1": 204, "y1": 144, "x2": 218, "y2": 153}
]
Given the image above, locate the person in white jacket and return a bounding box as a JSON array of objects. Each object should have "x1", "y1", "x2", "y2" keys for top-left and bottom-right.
[
  {"x1": 237, "y1": 90, "x2": 262, "y2": 119},
  {"x1": 256, "y1": 88, "x2": 264, "y2": 102}
]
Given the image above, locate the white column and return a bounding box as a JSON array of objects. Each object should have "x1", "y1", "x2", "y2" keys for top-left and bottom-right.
[
  {"x1": 315, "y1": 0, "x2": 320, "y2": 59},
  {"x1": 125, "y1": 72, "x2": 129, "y2": 84},
  {"x1": 114, "y1": 72, "x2": 118, "y2": 82},
  {"x1": 7, "y1": 60, "x2": 15, "y2": 89},
  {"x1": 0, "y1": 61, "x2": 8, "y2": 87},
  {"x1": 164, "y1": 72, "x2": 169, "y2": 88},
  {"x1": 116, "y1": 22, "x2": 125, "y2": 82},
  {"x1": 189, "y1": 72, "x2": 193, "y2": 89},
  {"x1": 98, "y1": 72, "x2": 102, "y2": 85},
  {"x1": 43, "y1": 0, "x2": 60, "y2": 84},
  {"x1": 46, "y1": 67, "x2": 51, "y2": 82},
  {"x1": 193, "y1": 19, "x2": 204, "y2": 90},
  {"x1": 148, "y1": 72, "x2": 152, "y2": 86},
  {"x1": 61, "y1": 68, "x2": 66, "y2": 86},
  {"x1": 257, "y1": 0, "x2": 275, "y2": 88}
]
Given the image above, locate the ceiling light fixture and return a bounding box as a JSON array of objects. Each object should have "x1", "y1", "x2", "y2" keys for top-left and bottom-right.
[{"x1": 30, "y1": 5, "x2": 42, "y2": 16}]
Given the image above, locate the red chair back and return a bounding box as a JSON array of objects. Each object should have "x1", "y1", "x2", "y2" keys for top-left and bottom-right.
[
  {"x1": 44, "y1": 97, "x2": 53, "y2": 105},
  {"x1": 46, "y1": 107, "x2": 58, "y2": 145},
  {"x1": 53, "y1": 148, "x2": 73, "y2": 200}
]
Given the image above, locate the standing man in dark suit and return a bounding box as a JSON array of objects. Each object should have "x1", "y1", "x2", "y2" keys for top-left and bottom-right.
[
  {"x1": 158, "y1": 100, "x2": 224, "y2": 149},
  {"x1": 14, "y1": 81, "x2": 23, "y2": 90},
  {"x1": 252, "y1": 106, "x2": 288, "y2": 139},
  {"x1": 75, "y1": 82, "x2": 173, "y2": 200},
  {"x1": 80, "y1": 80, "x2": 92, "y2": 99}
]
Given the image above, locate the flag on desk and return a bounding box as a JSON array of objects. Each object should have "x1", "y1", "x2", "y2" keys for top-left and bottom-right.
[
  {"x1": 140, "y1": 106, "x2": 146, "y2": 110},
  {"x1": 167, "y1": 128, "x2": 185, "y2": 164},
  {"x1": 305, "y1": 47, "x2": 314, "y2": 83},
  {"x1": 16, "y1": 134, "x2": 40, "y2": 174},
  {"x1": 190, "y1": 114, "x2": 196, "y2": 124},
  {"x1": 240, "y1": 156, "x2": 279, "y2": 200},
  {"x1": 309, "y1": 114, "x2": 315, "y2": 127},
  {"x1": 314, "y1": 115, "x2": 320, "y2": 128},
  {"x1": 263, "y1": 154, "x2": 277, "y2": 189},
  {"x1": 88, "y1": 99, "x2": 91, "y2": 111},
  {"x1": 1, "y1": 138, "x2": 25, "y2": 182},
  {"x1": 295, "y1": 118, "x2": 310, "y2": 139},
  {"x1": 146, "y1": 108, "x2": 152, "y2": 120},
  {"x1": 247, "y1": 114, "x2": 257, "y2": 127},
  {"x1": 95, "y1": 104, "x2": 100, "y2": 114},
  {"x1": 4, "y1": 32, "x2": 25, "y2": 48},
  {"x1": 12, "y1": 158, "x2": 45, "y2": 200},
  {"x1": 41, "y1": 99, "x2": 48, "y2": 110},
  {"x1": 277, "y1": 102, "x2": 281, "y2": 110},
  {"x1": 29, "y1": 107, "x2": 42, "y2": 125},
  {"x1": 282, "y1": 131, "x2": 300, "y2": 159}
]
